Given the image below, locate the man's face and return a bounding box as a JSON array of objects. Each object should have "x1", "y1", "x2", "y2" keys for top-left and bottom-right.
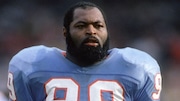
[
  {"x1": 69, "y1": 7, "x2": 108, "y2": 49},
  {"x1": 65, "y1": 7, "x2": 109, "y2": 65}
]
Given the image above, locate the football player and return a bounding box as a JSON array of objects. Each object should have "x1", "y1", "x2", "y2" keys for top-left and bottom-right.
[{"x1": 7, "y1": 1, "x2": 162, "y2": 101}]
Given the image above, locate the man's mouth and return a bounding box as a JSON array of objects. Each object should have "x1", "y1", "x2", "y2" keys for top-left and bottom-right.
[{"x1": 83, "y1": 37, "x2": 99, "y2": 47}]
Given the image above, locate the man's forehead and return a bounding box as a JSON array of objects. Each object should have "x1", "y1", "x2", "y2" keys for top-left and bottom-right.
[{"x1": 73, "y1": 7, "x2": 105, "y2": 23}]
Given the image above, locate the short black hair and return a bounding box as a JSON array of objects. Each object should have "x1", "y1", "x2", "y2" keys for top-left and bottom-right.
[{"x1": 63, "y1": 1, "x2": 107, "y2": 31}]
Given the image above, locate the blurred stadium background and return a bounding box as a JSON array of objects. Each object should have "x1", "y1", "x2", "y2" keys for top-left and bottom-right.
[{"x1": 0, "y1": 0, "x2": 180, "y2": 100}]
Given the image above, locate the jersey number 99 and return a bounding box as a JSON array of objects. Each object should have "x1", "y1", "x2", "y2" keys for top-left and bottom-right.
[{"x1": 45, "y1": 78, "x2": 124, "y2": 101}]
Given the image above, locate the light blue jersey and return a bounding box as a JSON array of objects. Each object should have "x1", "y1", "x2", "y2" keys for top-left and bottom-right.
[{"x1": 7, "y1": 45, "x2": 162, "y2": 101}]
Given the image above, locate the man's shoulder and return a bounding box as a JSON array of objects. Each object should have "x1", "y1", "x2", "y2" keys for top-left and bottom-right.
[
  {"x1": 111, "y1": 47, "x2": 154, "y2": 59},
  {"x1": 11, "y1": 45, "x2": 57, "y2": 62},
  {"x1": 111, "y1": 47, "x2": 160, "y2": 73},
  {"x1": 109, "y1": 47, "x2": 161, "y2": 86},
  {"x1": 9, "y1": 45, "x2": 63, "y2": 73}
]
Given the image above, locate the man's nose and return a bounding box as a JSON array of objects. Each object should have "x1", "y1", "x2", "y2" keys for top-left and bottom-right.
[{"x1": 86, "y1": 25, "x2": 96, "y2": 35}]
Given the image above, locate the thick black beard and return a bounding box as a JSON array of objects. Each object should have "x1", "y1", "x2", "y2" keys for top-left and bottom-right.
[{"x1": 66, "y1": 33, "x2": 109, "y2": 65}]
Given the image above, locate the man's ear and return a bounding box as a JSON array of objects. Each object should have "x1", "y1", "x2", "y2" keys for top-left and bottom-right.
[{"x1": 63, "y1": 27, "x2": 67, "y2": 37}]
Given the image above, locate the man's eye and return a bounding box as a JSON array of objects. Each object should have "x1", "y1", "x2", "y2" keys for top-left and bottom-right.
[
  {"x1": 76, "y1": 25, "x2": 85, "y2": 29},
  {"x1": 94, "y1": 24, "x2": 103, "y2": 29}
]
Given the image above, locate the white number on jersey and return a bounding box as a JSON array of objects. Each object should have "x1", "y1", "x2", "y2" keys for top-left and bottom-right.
[
  {"x1": 45, "y1": 78, "x2": 79, "y2": 100},
  {"x1": 152, "y1": 73, "x2": 162, "y2": 100},
  {"x1": 7, "y1": 73, "x2": 16, "y2": 100},
  {"x1": 45, "y1": 78, "x2": 124, "y2": 101}
]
